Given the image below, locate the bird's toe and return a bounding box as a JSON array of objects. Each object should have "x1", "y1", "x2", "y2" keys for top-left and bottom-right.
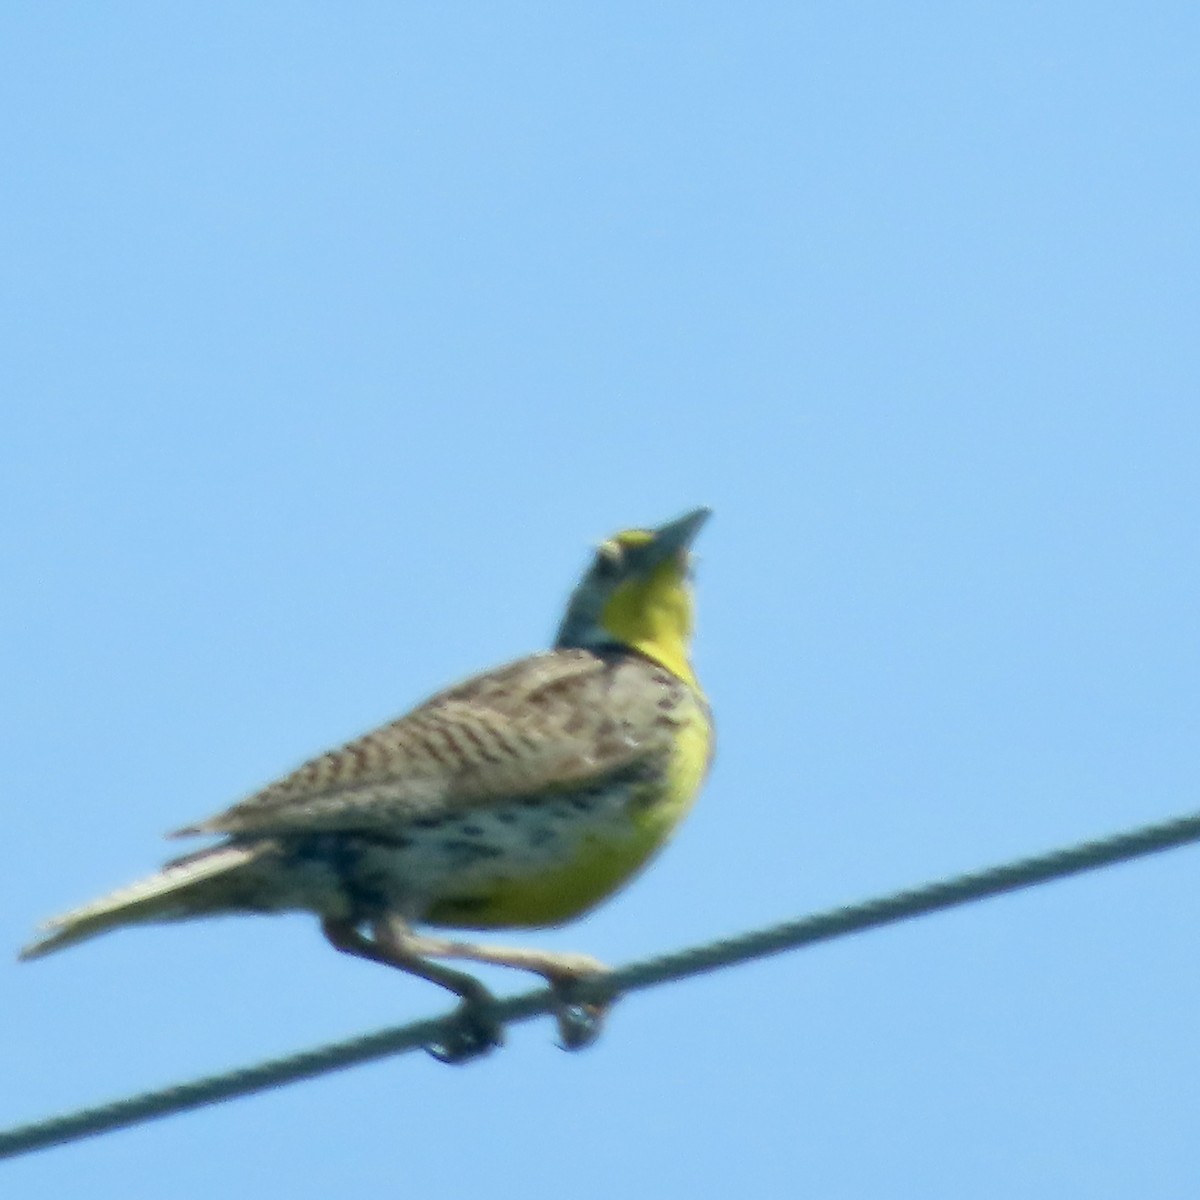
[{"x1": 425, "y1": 997, "x2": 505, "y2": 1065}]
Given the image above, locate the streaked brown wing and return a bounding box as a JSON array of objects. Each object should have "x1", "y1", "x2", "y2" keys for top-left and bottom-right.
[{"x1": 174, "y1": 649, "x2": 666, "y2": 838}]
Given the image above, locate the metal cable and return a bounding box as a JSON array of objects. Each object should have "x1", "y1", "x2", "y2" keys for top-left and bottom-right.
[{"x1": 5, "y1": 805, "x2": 1200, "y2": 1162}]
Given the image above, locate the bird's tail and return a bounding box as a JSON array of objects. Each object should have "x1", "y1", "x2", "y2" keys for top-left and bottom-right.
[{"x1": 18, "y1": 843, "x2": 268, "y2": 961}]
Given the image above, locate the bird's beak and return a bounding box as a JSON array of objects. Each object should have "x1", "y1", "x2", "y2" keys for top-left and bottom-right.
[{"x1": 649, "y1": 507, "x2": 712, "y2": 563}]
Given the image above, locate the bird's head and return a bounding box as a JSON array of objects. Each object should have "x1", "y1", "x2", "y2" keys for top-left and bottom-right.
[{"x1": 555, "y1": 507, "x2": 711, "y2": 687}]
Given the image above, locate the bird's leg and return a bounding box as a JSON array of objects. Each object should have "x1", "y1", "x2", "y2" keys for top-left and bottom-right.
[
  {"x1": 321, "y1": 917, "x2": 504, "y2": 1064},
  {"x1": 371, "y1": 916, "x2": 616, "y2": 1052}
]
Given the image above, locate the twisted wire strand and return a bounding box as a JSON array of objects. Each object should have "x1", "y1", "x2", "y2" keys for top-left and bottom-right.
[{"x1": 5, "y1": 806, "x2": 1200, "y2": 1162}]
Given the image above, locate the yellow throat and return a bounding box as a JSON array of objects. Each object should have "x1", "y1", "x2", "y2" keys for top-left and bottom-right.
[{"x1": 600, "y1": 555, "x2": 697, "y2": 687}]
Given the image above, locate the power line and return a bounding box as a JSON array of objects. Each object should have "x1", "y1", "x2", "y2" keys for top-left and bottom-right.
[{"x1": 5, "y1": 805, "x2": 1200, "y2": 1162}]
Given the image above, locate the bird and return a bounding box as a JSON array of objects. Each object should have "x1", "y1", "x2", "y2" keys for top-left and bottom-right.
[{"x1": 20, "y1": 507, "x2": 714, "y2": 1061}]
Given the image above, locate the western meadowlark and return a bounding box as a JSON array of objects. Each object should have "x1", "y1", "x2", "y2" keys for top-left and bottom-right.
[{"x1": 21, "y1": 508, "x2": 714, "y2": 1061}]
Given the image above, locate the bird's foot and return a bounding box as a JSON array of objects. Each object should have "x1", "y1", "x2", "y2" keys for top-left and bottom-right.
[
  {"x1": 544, "y1": 956, "x2": 617, "y2": 1052},
  {"x1": 425, "y1": 993, "x2": 505, "y2": 1065}
]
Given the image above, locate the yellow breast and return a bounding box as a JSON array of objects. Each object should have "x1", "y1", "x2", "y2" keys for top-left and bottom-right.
[{"x1": 426, "y1": 694, "x2": 713, "y2": 930}]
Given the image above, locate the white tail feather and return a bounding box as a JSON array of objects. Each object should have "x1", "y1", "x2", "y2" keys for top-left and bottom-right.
[{"x1": 19, "y1": 844, "x2": 261, "y2": 961}]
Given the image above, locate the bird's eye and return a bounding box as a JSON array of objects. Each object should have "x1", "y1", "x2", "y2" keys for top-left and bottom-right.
[{"x1": 595, "y1": 541, "x2": 623, "y2": 577}]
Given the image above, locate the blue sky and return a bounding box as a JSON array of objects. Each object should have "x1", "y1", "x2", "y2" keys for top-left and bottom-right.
[{"x1": 4, "y1": 4, "x2": 1200, "y2": 1194}]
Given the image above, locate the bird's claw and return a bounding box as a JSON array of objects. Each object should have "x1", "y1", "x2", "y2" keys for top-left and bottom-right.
[
  {"x1": 549, "y1": 965, "x2": 617, "y2": 1052},
  {"x1": 554, "y1": 997, "x2": 609, "y2": 1050},
  {"x1": 425, "y1": 997, "x2": 505, "y2": 1065}
]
